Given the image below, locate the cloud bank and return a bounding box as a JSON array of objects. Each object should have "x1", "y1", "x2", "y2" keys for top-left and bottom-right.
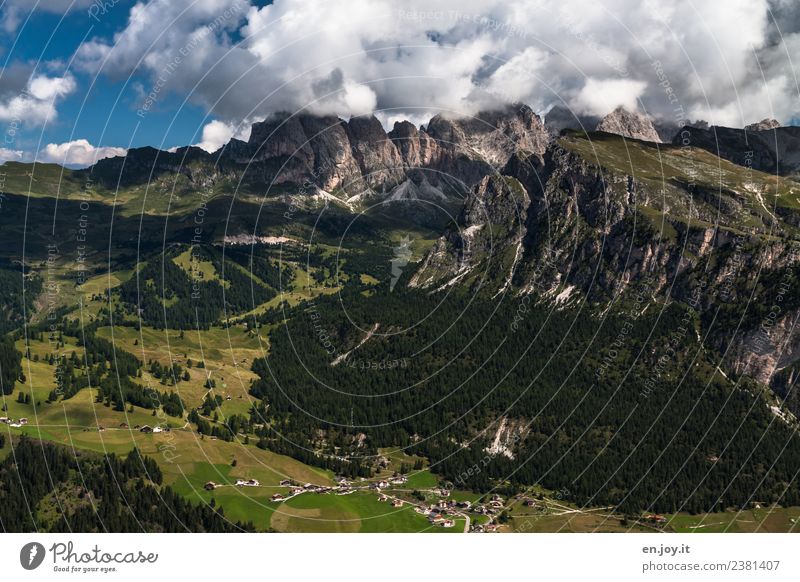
[{"x1": 69, "y1": 0, "x2": 800, "y2": 130}]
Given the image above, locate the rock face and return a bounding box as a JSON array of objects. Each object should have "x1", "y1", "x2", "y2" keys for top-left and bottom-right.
[
  {"x1": 347, "y1": 115, "x2": 406, "y2": 190},
  {"x1": 426, "y1": 104, "x2": 549, "y2": 167},
  {"x1": 745, "y1": 118, "x2": 781, "y2": 132},
  {"x1": 595, "y1": 106, "x2": 662, "y2": 143},
  {"x1": 412, "y1": 128, "x2": 800, "y2": 405},
  {"x1": 387, "y1": 121, "x2": 440, "y2": 170},
  {"x1": 242, "y1": 106, "x2": 549, "y2": 202},
  {"x1": 410, "y1": 173, "x2": 530, "y2": 290}
]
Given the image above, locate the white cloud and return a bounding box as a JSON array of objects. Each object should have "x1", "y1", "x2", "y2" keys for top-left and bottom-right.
[
  {"x1": 193, "y1": 119, "x2": 251, "y2": 153},
  {"x1": 0, "y1": 73, "x2": 76, "y2": 125},
  {"x1": 573, "y1": 78, "x2": 648, "y2": 116},
  {"x1": 38, "y1": 139, "x2": 127, "y2": 168},
  {"x1": 71, "y1": 0, "x2": 800, "y2": 128},
  {"x1": 0, "y1": 147, "x2": 23, "y2": 163}
]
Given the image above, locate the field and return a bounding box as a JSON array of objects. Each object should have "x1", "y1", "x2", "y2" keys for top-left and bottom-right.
[
  {"x1": 270, "y1": 491, "x2": 464, "y2": 533},
  {"x1": 666, "y1": 507, "x2": 800, "y2": 533},
  {"x1": 95, "y1": 325, "x2": 265, "y2": 411}
]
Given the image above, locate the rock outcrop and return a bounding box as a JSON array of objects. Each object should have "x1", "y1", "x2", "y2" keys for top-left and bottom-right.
[
  {"x1": 745, "y1": 118, "x2": 781, "y2": 132},
  {"x1": 595, "y1": 106, "x2": 662, "y2": 143}
]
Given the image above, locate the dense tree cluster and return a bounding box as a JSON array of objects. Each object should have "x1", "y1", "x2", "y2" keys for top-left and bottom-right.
[
  {"x1": 0, "y1": 437, "x2": 251, "y2": 532},
  {"x1": 117, "y1": 247, "x2": 277, "y2": 329},
  {"x1": 249, "y1": 287, "x2": 800, "y2": 513}
]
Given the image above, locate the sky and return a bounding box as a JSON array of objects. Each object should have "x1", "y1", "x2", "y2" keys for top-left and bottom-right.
[{"x1": 0, "y1": 0, "x2": 799, "y2": 167}]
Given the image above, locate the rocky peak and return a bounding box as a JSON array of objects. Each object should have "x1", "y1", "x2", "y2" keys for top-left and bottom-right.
[
  {"x1": 426, "y1": 104, "x2": 549, "y2": 167},
  {"x1": 387, "y1": 120, "x2": 440, "y2": 171},
  {"x1": 346, "y1": 115, "x2": 405, "y2": 189},
  {"x1": 745, "y1": 118, "x2": 781, "y2": 132},
  {"x1": 595, "y1": 106, "x2": 662, "y2": 143}
]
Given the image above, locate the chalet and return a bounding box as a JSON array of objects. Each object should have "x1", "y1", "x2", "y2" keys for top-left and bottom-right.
[
  {"x1": 139, "y1": 425, "x2": 153, "y2": 433},
  {"x1": 485, "y1": 524, "x2": 499, "y2": 532},
  {"x1": 377, "y1": 480, "x2": 390, "y2": 489},
  {"x1": 119, "y1": 423, "x2": 129, "y2": 428},
  {"x1": 204, "y1": 482, "x2": 219, "y2": 491},
  {"x1": 19, "y1": 418, "x2": 28, "y2": 425},
  {"x1": 437, "y1": 488, "x2": 450, "y2": 497},
  {"x1": 235, "y1": 478, "x2": 260, "y2": 487},
  {"x1": 0, "y1": 417, "x2": 9, "y2": 423},
  {"x1": 378, "y1": 495, "x2": 389, "y2": 502},
  {"x1": 524, "y1": 499, "x2": 536, "y2": 507},
  {"x1": 391, "y1": 499, "x2": 403, "y2": 507},
  {"x1": 279, "y1": 479, "x2": 293, "y2": 486},
  {"x1": 303, "y1": 483, "x2": 314, "y2": 490},
  {"x1": 442, "y1": 519, "x2": 455, "y2": 528},
  {"x1": 271, "y1": 493, "x2": 285, "y2": 502},
  {"x1": 456, "y1": 501, "x2": 472, "y2": 509},
  {"x1": 289, "y1": 487, "x2": 303, "y2": 495},
  {"x1": 152, "y1": 426, "x2": 163, "y2": 433}
]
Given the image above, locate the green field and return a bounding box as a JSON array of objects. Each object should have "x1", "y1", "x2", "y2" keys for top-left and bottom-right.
[{"x1": 270, "y1": 491, "x2": 463, "y2": 533}]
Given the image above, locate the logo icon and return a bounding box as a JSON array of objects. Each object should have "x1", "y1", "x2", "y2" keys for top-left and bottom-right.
[
  {"x1": 390, "y1": 235, "x2": 414, "y2": 292},
  {"x1": 20, "y1": 542, "x2": 46, "y2": 570}
]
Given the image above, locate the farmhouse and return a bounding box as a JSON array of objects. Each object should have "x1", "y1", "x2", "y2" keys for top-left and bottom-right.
[
  {"x1": 139, "y1": 425, "x2": 153, "y2": 433},
  {"x1": 271, "y1": 493, "x2": 285, "y2": 501},
  {"x1": 204, "y1": 482, "x2": 219, "y2": 491},
  {"x1": 19, "y1": 418, "x2": 28, "y2": 425},
  {"x1": 391, "y1": 499, "x2": 403, "y2": 507},
  {"x1": 235, "y1": 478, "x2": 260, "y2": 487}
]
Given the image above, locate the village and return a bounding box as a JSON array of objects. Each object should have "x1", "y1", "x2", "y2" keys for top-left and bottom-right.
[{"x1": 199, "y1": 469, "x2": 521, "y2": 533}]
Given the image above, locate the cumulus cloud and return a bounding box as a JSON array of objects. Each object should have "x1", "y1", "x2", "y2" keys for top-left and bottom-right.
[
  {"x1": 37, "y1": 139, "x2": 127, "y2": 168},
  {"x1": 573, "y1": 78, "x2": 648, "y2": 116},
  {"x1": 193, "y1": 119, "x2": 251, "y2": 153},
  {"x1": 0, "y1": 147, "x2": 23, "y2": 163},
  {"x1": 72, "y1": 0, "x2": 800, "y2": 129},
  {"x1": 0, "y1": 72, "x2": 76, "y2": 125}
]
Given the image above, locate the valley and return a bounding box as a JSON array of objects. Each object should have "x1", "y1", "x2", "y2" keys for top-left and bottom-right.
[{"x1": 2, "y1": 106, "x2": 800, "y2": 533}]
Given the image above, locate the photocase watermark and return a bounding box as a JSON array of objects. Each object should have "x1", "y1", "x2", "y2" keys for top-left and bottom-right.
[
  {"x1": 390, "y1": 235, "x2": 414, "y2": 292},
  {"x1": 20, "y1": 540, "x2": 159, "y2": 573},
  {"x1": 304, "y1": 300, "x2": 339, "y2": 358},
  {"x1": 87, "y1": 0, "x2": 124, "y2": 23},
  {"x1": 346, "y1": 357, "x2": 408, "y2": 371},
  {"x1": 20, "y1": 542, "x2": 46, "y2": 570}
]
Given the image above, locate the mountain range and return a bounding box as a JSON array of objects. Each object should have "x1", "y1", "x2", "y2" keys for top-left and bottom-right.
[{"x1": 2, "y1": 102, "x2": 800, "y2": 522}]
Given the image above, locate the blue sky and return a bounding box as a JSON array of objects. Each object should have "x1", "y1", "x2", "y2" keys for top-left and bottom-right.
[
  {"x1": 1, "y1": 0, "x2": 798, "y2": 168},
  {"x1": 1, "y1": 1, "x2": 250, "y2": 164}
]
